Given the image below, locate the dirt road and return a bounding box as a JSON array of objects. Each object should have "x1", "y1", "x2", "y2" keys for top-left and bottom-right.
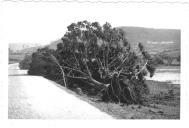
[{"x1": 8, "y1": 63, "x2": 113, "y2": 119}]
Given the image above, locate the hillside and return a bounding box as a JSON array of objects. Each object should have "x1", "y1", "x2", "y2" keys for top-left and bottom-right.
[
  {"x1": 119, "y1": 26, "x2": 180, "y2": 56},
  {"x1": 18, "y1": 46, "x2": 41, "y2": 54},
  {"x1": 47, "y1": 39, "x2": 63, "y2": 50},
  {"x1": 9, "y1": 43, "x2": 41, "y2": 52}
]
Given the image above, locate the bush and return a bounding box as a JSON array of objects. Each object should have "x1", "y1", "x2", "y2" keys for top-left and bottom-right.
[
  {"x1": 19, "y1": 54, "x2": 32, "y2": 69},
  {"x1": 28, "y1": 47, "x2": 61, "y2": 80}
]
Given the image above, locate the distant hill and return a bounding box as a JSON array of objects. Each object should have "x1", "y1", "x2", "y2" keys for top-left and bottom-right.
[
  {"x1": 47, "y1": 39, "x2": 63, "y2": 50},
  {"x1": 9, "y1": 44, "x2": 42, "y2": 64},
  {"x1": 119, "y1": 26, "x2": 180, "y2": 56},
  {"x1": 46, "y1": 26, "x2": 181, "y2": 58},
  {"x1": 18, "y1": 46, "x2": 42, "y2": 54},
  {"x1": 9, "y1": 43, "x2": 41, "y2": 52}
]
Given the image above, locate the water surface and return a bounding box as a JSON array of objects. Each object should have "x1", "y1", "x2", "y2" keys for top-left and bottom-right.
[{"x1": 146, "y1": 66, "x2": 180, "y2": 85}]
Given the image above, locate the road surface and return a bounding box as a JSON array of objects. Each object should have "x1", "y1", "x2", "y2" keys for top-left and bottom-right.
[{"x1": 8, "y1": 63, "x2": 113, "y2": 119}]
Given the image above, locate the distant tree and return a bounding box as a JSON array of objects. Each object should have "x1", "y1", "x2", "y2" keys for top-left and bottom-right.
[
  {"x1": 153, "y1": 55, "x2": 164, "y2": 65},
  {"x1": 159, "y1": 53, "x2": 174, "y2": 65},
  {"x1": 9, "y1": 48, "x2": 13, "y2": 54},
  {"x1": 177, "y1": 55, "x2": 180, "y2": 62}
]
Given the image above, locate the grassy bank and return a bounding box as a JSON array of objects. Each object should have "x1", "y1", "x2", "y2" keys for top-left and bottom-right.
[{"x1": 53, "y1": 80, "x2": 180, "y2": 119}]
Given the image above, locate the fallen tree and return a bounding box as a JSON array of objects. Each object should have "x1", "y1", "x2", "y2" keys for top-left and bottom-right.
[{"x1": 27, "y1": 21, "x2": 156, "y2": 104}]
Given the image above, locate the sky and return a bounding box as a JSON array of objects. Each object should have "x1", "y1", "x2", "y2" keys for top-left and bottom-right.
[{"x1": 2, "y1": 2, "x2": 188, "y2": 45}]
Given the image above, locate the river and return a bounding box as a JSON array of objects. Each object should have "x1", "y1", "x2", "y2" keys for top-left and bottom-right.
[{"x1": 146, "y1": 66, "x2": 180, "y2": 85}]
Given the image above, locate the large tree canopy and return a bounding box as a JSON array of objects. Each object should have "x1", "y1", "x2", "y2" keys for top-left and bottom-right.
[{"x1": 25, "y1": 20, "x2": 156, "y2": 104}]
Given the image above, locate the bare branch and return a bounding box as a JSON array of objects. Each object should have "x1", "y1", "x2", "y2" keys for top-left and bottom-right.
[
  {"x1": 60, "y1": 66, "x2": 88, "y2": 76},
  {"x1": 50, "y1": 54, "x2": 68, "y2": 88}
]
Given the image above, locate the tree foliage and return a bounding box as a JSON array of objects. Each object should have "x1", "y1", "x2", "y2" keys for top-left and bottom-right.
[
  {"x1": 152, "y1": 53, "x2": 180, "y2": 66},
  {"x1": 27, "y1": 20, "x2": 156, "y2": 104},
  {"x1": 19, "y1": 54, "x2": 32, "y2": 70},
  {"x1": 27, "y1": 47, "x2": 60, "y2": 80}
]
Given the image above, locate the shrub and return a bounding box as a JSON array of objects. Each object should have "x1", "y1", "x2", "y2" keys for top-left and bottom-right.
[
  {"x1": 19, "y1": 54, "x2": 32, "y2": 70},
  {"x1": 28, "y1": 47, "x2": 61, "y2": 80}
]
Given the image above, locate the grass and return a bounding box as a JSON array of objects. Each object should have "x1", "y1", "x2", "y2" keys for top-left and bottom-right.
[{"x1": 62, "y1": 80, "x2": 180, "y2": 119}]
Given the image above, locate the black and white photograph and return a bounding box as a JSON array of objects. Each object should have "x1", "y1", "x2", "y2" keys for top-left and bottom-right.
[{"x1": 1, "y1": 0, "x2": 189, "y2": 125}]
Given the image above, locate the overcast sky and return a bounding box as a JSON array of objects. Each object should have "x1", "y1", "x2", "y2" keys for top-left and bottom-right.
[{"x1": 2, "y1": 2, "x2": 186, "y2": 45}]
